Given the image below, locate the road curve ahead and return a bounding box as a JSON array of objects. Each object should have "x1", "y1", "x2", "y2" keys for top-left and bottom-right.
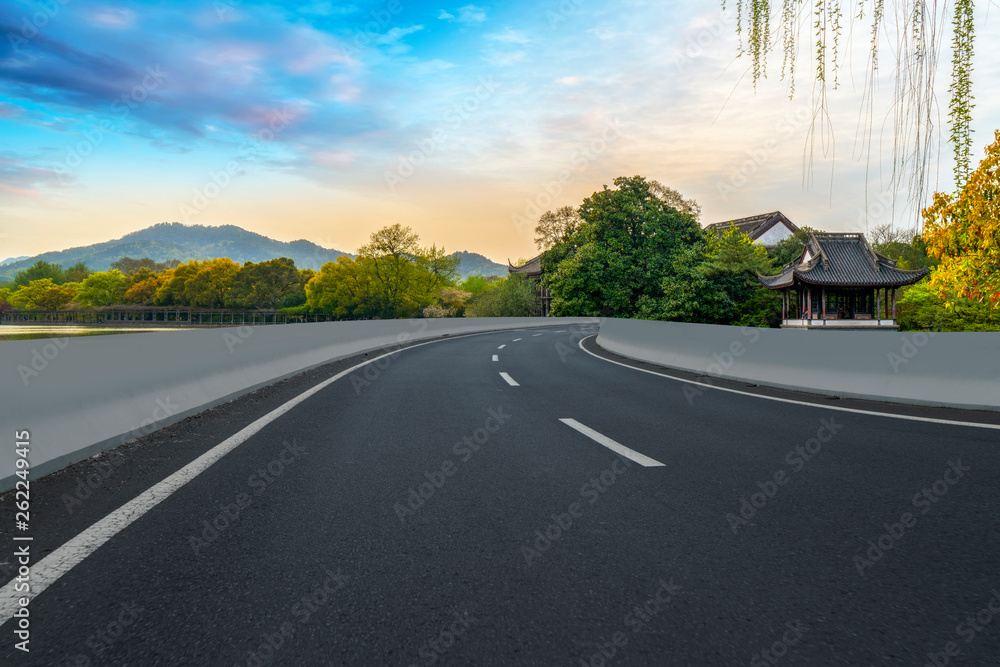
[{"x1": 3, "y1": 323, "x2": 999, "y2": 665}]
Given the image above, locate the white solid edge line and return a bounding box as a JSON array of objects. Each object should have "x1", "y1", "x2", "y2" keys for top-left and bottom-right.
[
  {"x1": 498, "y1": 345, "x2": 506, "y2": 349},
  {"x1": 499, "y1": 372, "x2": 520, "y2": 386},
  {"x1": 0, "y1": 329, "x2": 513, "y2": 626},
  {"x1": 559, "y1": 418, "x2": 665, "y2": 467},
  {"x1": 577, "y1": 335, "x2": 1000, "y2": 431},
  {"x1": 492, "y1": 355, "x2": 499, "y2": 362}
]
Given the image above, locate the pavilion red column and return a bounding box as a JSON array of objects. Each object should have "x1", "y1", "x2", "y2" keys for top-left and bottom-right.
[{"x1": 821, "y1": 286, "x2": 826, "y2": 319}]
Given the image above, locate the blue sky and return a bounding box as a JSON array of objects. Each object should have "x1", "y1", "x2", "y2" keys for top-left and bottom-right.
[{"x1": 1, "y1": 0, "x2": 998, "y2": 262}]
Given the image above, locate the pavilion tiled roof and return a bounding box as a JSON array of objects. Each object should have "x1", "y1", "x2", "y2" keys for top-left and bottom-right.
[
  {"x1": 759, "y1": 232, "x2": 929, "y2": 288},
  {"x1": 508, "y1": 254, "x2": 542, "y2": 277},
  {"x1": 705, "y1": 211, "x2": 798, "y2": 241}
]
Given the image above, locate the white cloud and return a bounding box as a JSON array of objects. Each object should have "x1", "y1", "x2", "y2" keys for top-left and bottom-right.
[
  {"x1": 437, "y1": 5, "x2": 487, "y2": 24},
  {"x1": 487, "y1": 28, "x2": 530, "y2": 45},
  {"x1": 89, "y1": 7, "x2": 136, "y2": 29},
  {"x1": 555, "y1": 76, "x2": 580, "y2": 86},
  {"x1": 457, "y1": 5, "x2": 487, "y2": 23},
  {"x1": 408, "y1": 59, "x2": 457, "y2": 77},
  {"x1": 375, "y1": 25, "x2": 425, "y2": 54}
]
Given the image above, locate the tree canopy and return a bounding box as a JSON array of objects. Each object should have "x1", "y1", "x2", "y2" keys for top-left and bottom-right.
[
  {"x1": 543, "y1": 176, "x2": 704, "y2": 317},
  {"x1": 921, "y1": 129, "x2": 1000, "y2": 309}
]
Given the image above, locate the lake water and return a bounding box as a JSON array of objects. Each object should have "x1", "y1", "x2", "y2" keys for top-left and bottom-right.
[{"x1": 0, "y1": 325, "x2": 195, "y2": 341}]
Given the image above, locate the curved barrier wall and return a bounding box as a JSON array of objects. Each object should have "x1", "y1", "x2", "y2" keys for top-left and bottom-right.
[
  {"x1": 0, "y1": 318, "x2": 596, "y2": 491},
  {"x1": 596, "y1": 317, "x2": 1000, "y2": 413}
]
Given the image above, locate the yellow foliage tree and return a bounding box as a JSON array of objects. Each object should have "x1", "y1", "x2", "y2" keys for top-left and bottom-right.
[{"x1": 922, "y1": 130, "x2": 1000, "y2": 309}]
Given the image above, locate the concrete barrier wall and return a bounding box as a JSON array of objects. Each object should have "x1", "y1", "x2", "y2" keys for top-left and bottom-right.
[
  {"x1": 596, "y1": 318, "x2": 1000, "y2": 412},
  {"x1": 0, "y1": 318, "x2": 595, "y2": 491}
]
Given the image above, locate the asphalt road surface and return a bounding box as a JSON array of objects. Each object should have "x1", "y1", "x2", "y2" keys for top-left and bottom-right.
[{"x1": 2, "y1": 323, "x2": 999, "y2": 666}]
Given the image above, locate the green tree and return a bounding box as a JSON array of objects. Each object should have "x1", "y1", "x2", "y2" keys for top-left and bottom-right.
[
  {"x1": 534, "y1": 206, "x2": 582, "y2": 251},
  {"x1": 184, "y1": 258, "x2": 240, "y2": 308},
  {"x1": 76, "y1": 270, "x2": 128, "y2": 307},
  {"x1": 897, "y1": 280, "x2": 1000, "y2": 331},
  {"x1": 64, "y1": 262, "x2": 91, "y2": 283},
  {"x1": 305, "y1": 256, "x2": 380, "y2": 318},
  {"x1": 356, "y1": 224, "x2": 422, "y2": 317},
  {"x1": 545, "y1": 176, "x2": 703, "y2": 317},
  {"x1": 465, "y1": 274, "x2": 540, "y2": 317},
  {"x1": 460, "y1": 275, "x2": 492, "y2": 295},
  {"x1": 766, "y1": 227, "x2": 817, "y2": 268},
  {"x1": 228, "y1": 258, "x2": 305, "y2": 309},
  {"x1": 8, "y1": 279, "x2": 77, "y2": 310},
  {"x1": 14, "y1": 260, "x2": 65, "y2": 286},
  {"x1": 111, "y1": 257, "x2": 159, "y2": 275},
  {"x1": 155, "y1": 261, "x2": 205, "y2": 306}
]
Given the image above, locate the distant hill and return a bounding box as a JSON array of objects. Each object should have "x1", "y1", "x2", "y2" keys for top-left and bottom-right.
[
  {"x1": 0, "y1": 223, "x2": 350, "y2": 281},
  {"x1": 0, "y1": 223, "x2": 511, "y2": 284},
  {"x1": 452, "y1": 251, "x2": 507, "y2": 280}
]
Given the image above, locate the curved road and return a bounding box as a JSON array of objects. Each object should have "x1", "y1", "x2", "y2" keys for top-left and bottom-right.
[{"x1": 3, "y1": 323, "x2": 999, "y2": 665}]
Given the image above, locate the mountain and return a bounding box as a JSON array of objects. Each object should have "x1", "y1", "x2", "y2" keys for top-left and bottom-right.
[
  {"x1": 452, "y1": 251, "x2": 507, "y2": 281},
  {"x1": 0, "y1": 223, "x2": 511, "y2": 283},
  {"x1": 0, "y1": 223, "x2": 350, "y2": 281}
]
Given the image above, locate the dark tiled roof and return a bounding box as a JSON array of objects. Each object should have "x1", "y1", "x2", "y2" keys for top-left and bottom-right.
[
  {"x1": 759, "y1": 232, "x2": 929, "y2": 288},
  {"x1": 508, "y1": 254, "x2": 542, "y2": 276},
  {"x1": 705, "y1": 211, "x2": 799, "y2": 242}
]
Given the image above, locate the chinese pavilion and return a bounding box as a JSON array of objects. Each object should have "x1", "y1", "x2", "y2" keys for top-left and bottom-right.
[{"x1": 758, "y1": 232, "x2": 928, "y2": 329}]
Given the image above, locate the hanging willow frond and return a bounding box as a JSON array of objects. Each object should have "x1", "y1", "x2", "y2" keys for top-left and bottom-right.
[
  {"x1": 727, "y1": 0, "x2": 976, "y2": 232},
  {"x1": 949, "y1": 0, "x2": 975, "y2": 185}
]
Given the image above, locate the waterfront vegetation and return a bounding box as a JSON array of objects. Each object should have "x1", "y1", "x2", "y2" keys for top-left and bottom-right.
[{"x1": 3, "y1": 136, "x2": 997, "y2": 334}]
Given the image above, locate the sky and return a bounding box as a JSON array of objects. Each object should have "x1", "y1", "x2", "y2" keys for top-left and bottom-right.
[{"x1": 1, "y1": 0, "x2": 998, "y2": 263}]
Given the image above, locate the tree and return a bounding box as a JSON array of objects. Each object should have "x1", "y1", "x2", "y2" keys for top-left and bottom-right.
[
  {"x1": 465, "y1": 275, "x2": 540, "y2": 317},
  {"x1": 357, "y1": 224, "x2": 422, "y2": 318},
  {"x1": 705, "y1": 224, "x2": 774, "y2": 275},
  {"x1": 648, "y1": 180, "x2": 701, "y2": 220},
  {"x1": 460, "y1": 275, "x2": 492, "y2": 295},
  {"x1": 869, "y1": 225, "x2": 936, "y2": 270},
  {"x1": 184, "y1": 258, "x2": 240, "y2": 308},
  {"x1": 767, "y1": 226, "x2": 817, "y2": 268},
  {"x1": 155, "y1": 261, "x2": 205, "y2": 305},
  {"x1": 432, "y1": 288, "x2": 472, "y2": 317},
  {"x1": 76, "y1": 270, "x2": 128, "y2": 307},
  {"x1": 727, "y1": 1, "x2": 977, "y2": 216},
  {"x1": 228, "y1": 258, "x2": 305, "y2": 309},
  {"x1": 636, "y1": 227, "x2": 781, "y2": 327},
  {"x1": 112, "y1": 257, "x2": 157, "y2": 275},
  {"x1": 14, "y1": 261, "x2": 65, "y2": 286},
  {"x1": 305, "y1": 256, "x2": 380, "y2": 318},
  {"x1": 897, "y1": 280, "x2": 1000, "y2": 331},
  {"x1": 921, "y1": 129, "x2": 1000, "y2": 310},
  {"x1": 8, "y1": 279, "x2": 77, "y2": 310},
  {"x1": 112, "y1": 256, "x2": 180, "y2": 274},
  {"x1": 534, "y1": 206, "x2": 582, "y2": 251},
  {"x1": 124, "y1": 277, "x2": 161, "y2": 304},
  {"x1": 64, "y1": 262, "x2": 91, "y2": 283},
  {"x1": 704, "y1": 228, "x2": 781, "y2": 327},
  {"x1": 545, "y1": 176, "x2": 703, "y2": 317}
]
